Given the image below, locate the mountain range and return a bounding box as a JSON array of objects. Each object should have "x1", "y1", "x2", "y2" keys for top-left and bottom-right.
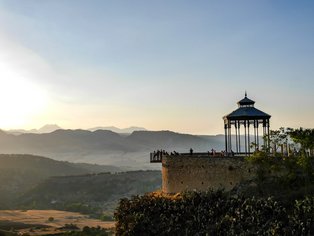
[
  {"x1": 0, "y1": 128, "x2": 225, "y2": 169},
  {"x1": 6, "y1": 125, "x2": 147, "y2": 135},
  {"x1": 88, "y1": 126, "x2": 147, "y2": 133},
  {"x1": 7, "y1": 124, "x2": 62, "y2": 135}
]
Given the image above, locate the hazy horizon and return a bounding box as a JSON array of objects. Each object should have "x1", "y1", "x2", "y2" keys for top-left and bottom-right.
[
  {"x1": 3, "y1": 124, "x2": 227, "y2": 135},
  {"x1": 0, "y1": 1, "x2": 313, "y2": 134}
]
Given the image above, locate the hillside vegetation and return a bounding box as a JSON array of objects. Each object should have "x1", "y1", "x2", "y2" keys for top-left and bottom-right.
[
  {"x1": 0, "y1": 154, "x2": 121, "y2": 207},
  {"x1": 0, "y1": 154, "x2": 161, "y2": 220},
  {"x1": 17, "y1": 171, "x2": 161, "y2": 216}
]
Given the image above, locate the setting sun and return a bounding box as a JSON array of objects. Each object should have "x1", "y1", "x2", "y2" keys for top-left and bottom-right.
[{"x1": 0, "y1": 68, "x2": 48, "y2": 128}]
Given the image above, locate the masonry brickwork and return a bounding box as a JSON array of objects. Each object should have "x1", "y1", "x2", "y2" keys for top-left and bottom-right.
[{"x1": 162, "y1": 155, "x2": 254, "y2": 194}]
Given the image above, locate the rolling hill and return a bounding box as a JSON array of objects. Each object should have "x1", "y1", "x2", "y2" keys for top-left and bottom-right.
[
  {"x1": 0, "y1": 154, "x2": 122, "y2": 207},
  {"x1": 17, "y1": 170, "x2": 161, "y2": 215},
  {"x1": 0, "y1": 154, "x2": 161, "y2": 218}
]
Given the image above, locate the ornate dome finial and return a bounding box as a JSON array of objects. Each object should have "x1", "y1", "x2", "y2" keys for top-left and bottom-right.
[{"x1": 245, "y1": 91, "x2": 247, "y2": 97}]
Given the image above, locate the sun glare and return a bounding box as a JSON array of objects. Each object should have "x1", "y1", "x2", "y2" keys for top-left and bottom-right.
[{"x1": 0, "y1": 71, "x2": 48, "y2": 128}]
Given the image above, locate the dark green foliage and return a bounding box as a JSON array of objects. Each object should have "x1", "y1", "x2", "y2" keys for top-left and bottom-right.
[
  {"x1": 59, "y1": 224, "x2": 80, "y2": 230},
  {"x1": 290, "y1": 197, "x2": 314, "y2": 234},
  {"x1": 288, "y1": 128, "x2": 314, "y2": 153},
  {"x1": 115, "y1": 190, "x2": 314, "y2": 235},
  {"x1": 47, "y1": 226, "x2": 110, "y2": 236},
  {"x1": 245, "y1": 150, "x2": 314, "y2": 200},
  {"x1": 99, "y1": 214, "x2": 114, "y2": 221},
  {"x1": 0, "y1": 230, "x2": 17, "y2": 236},
  {"x1": 63, "y1": 203, "x2": 98, "y2": 215}
]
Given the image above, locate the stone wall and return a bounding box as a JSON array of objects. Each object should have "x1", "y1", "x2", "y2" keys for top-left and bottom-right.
[{"x1": 162, "y1": 155, "x2": 254, "y2": 194}]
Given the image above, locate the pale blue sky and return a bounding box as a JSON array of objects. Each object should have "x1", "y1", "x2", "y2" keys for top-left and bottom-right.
[{"x1": 0, "y1": 0, "x2": 313, "y2": 134}]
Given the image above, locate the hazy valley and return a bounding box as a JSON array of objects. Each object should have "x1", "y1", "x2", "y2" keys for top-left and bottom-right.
[{"x1": 0, "y1": 128, "x2": 225, "y2": 169}]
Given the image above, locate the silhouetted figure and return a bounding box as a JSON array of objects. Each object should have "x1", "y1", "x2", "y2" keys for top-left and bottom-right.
[
  {"x1": 190, "y1": 148, "x2": 193, "y2": 155},
  {"x1": 156, "y1": 150, "x2": 160, "y2": 159},
  {"x1": 231, "y1": 150, "x2": 234, "y2": 157}
]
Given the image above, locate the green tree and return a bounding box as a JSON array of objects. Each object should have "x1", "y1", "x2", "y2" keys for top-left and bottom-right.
[
  {"x1": 288, "y1": 128, "x2": 314, "y2": 156},
  {"x1": 268, "y1": 127, "x2": 288, "y2": 155}
]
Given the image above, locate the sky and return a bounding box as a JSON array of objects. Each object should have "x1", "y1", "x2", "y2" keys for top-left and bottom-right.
[{"x1": 0, "y1": 0, "x2": 313, "y2": 134}]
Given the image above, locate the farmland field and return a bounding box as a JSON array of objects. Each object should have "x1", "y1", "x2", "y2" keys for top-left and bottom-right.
[{"x1": 0, "y1": 210, "x2": 114, "y2": 235}]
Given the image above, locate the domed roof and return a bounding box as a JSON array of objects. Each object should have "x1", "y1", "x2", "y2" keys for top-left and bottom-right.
[
  {"x1": 237, "y1": 93, "x2": 255, "y2": 106},
  {"x1": 225, "y1": 107, "x2": 271, "y2": 120},
  {"x1": 223, "y1": 92, "x2": 271, "y2": 121}
]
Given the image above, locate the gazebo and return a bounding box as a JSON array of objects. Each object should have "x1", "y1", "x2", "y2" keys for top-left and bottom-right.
[{"x1": 223, "y1": 93, "x2": 271, "y2": 156}]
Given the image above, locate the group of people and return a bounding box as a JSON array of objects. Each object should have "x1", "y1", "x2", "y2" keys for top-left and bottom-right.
[
  {"x1": 152, "y1": 150, "x2": 180, "y2": 158},
  {"x1": 151, "y1": 150, "x2": 180, "y2": 162},
  {"x1": 152, "y1": 148, "x2": 231, "y2": 159},
  {"x1": 207, "y1": 148, "x2": 226, "y2": 157},
  {"x1": 152, "y1": 150, "x2": 166, "y2": 159}
]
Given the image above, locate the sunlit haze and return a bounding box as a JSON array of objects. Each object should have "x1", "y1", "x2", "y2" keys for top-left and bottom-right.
[
  {"x1": 0, "y1": 70, "x2": 48, "y2": 128},
  {"x1": 0, "y1": 0, "x2": 313, "y2": 134}
]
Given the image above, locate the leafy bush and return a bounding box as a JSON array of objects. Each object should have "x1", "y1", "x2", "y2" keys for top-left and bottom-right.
[
  {"x1": 115, "y1": 190, "x2": 314, "y2": 235},
  {"x1": 99, "y1": 214, "x2": 114, "y2": 221},
  {"x1": 49, "y1": 226, "x2": 110, "y2": 236},
  {"x1": 64, "y1": 203, "x2": 97, "y2": 215},
  {"x1": 59, "y1": 224, "x2": 80, "y2": 230}
]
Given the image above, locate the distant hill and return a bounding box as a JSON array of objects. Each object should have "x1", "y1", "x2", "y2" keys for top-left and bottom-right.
[
  {"x1": 126, "y1": 130, "x2": 211, "y2": 151},
  {"x1": 0, "y1": 154, "x2": 122, "y2": 207},
  {"x1": 7, "y1": 124, "x2": 62, "y2": 135},
  {"x1": 89, "y1": 126, "x2": 147, "y2": 133},
  {"x1": 0, "y1": 129, "x2": 225, "y2": 168},
  {"x1": 17, "y1": 170, "x2": 161, "y2": 215},
  {"x1": 7, "y1": 125, "x2": 147, "y2": 135},
  {"x1": 37, "y1": 124, "x2": 62, "y2": 133}
]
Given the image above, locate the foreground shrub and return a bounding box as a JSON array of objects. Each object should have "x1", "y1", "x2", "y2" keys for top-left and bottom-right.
[{"x1": 115, "y1": 190, "x2": 314, "y2": 235}]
